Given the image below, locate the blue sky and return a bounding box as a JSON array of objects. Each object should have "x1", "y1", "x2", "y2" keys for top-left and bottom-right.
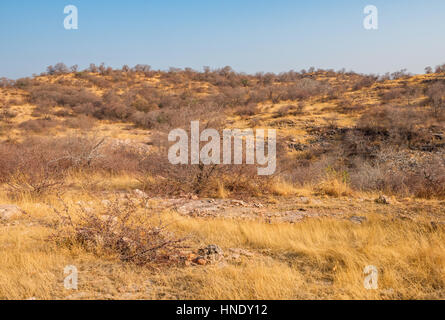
[{"x1": 1, "y1": 0, "x2": 444, "y2": 79}]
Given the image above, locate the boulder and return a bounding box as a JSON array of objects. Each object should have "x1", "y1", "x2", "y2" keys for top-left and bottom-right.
[
  {"x1": 197, "y1": 244, "x2": 224, "y2": 264},
  {"x1": 375, "y1": 195, "x2": 390, "y2": 205},
  {"x1": 198, "y1": 244, "x2": 223, "y2": 256},
  {"x1": 101, "y1": 200, "x2": 112, "y2": 207},
  {"x1": 0, "y1": 205, "x2": 22, "y2": 220},
  {"x1": 194, "y1": 257, "x2": 207, "y2": 265},
  {"x1": 350, "y1": 216, "x2": 367, "y2": 224},
  {"x1": 133, "y1": 189, "x2": 149, "y2": 199}
]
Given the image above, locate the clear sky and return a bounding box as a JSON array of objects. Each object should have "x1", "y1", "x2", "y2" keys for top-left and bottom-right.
[{"x1": 1, "y1": 0, "x2": 444, "y2": 79}]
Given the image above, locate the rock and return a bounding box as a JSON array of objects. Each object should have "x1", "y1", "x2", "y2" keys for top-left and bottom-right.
[
  {"x1": 230, "y1": 253, "x2": 241, "y2": 260},
  {"x1": 197, "y1": 244, "x2": 224, "y2": 264},
  {"x1": 101, "y1": 200, "x2": 112, "y2": 207},
  {"x1": 299, "y1": 197, "x2": 310, "y2": 204},
  {"x1": 83, "y1": 207, "x2": 94, "y2": 214},
  {"x1": 76, "y1": 201, "x2": 94, "y2": 213},
  {"x1": 350, "y1": 216, "x2": 367, "y2": 224},
  {"x1": 187, "y1": 253, "x2": 198, "y2": 261},
  {"x1": 289, "y1": 142, "x2": 306, "y2": 151},
  {"x1": 133, "y1": 189, "x2": 149, "y2": 199},
  {"x1": 231, "y1": 200, "x2": 247, "y2": 207},
  {"x1": 99, "y1": 215, "x2": 117, "y2": 223},
  {"x1": 430, "y1": 221, "x2": 438, "y2": 231},
  {"x1": 0, "y1": 205, "x2": 22, "y2": 220},
  {"x1": 280, "y1": 211, "x2": 306, "y2": 223},
  {"x1": 375, "y1": 195, "x2": 390, "y2": 205},
  {"x1": 66, "y1": 292, "x2": 89, "y2": 300},
  {"x1": 194, "y1": 257, "x2": 207, "y2": 265},
  {"x1": 229, "y1": 248, "x2": 254, "y2": 257},
  {"x1": 198, "y1": 244, "x2": 223, "y2": 256},
  {"x1": 176, "y1": 201, "x2": 220, "y2": 216},
  {"x1": 120, "y1": 237, "x2": 136, "y2": 251},
  {"x1": 184, "y1": 260, "x2": 192, "y2": 266}
]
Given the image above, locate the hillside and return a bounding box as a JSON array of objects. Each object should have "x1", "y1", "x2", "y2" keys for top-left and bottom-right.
[{"x1": 0, "y1": 65, "x2": 444, "y2": 299}]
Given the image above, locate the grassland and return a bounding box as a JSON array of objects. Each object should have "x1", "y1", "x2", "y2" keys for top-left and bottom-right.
[{"x1": 0, "y1": 65, "x2": 444, "y2": 299}]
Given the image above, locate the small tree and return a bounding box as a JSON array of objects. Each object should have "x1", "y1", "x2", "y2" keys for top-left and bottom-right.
[
  {"x1": 54, "y1": 63, "x2": 70, "y2": 74},
  {"x1": 70, "y1": 65, "x2": 79, "y2": 72},
  {"x1": 427, "y1": 82, "x2": 445, "y2": 117}
]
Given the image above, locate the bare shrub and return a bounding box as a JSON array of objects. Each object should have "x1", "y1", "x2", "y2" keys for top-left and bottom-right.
[
  {"x1": 351, "y1": 75, "x2": 377, "y2": 90},
  {"x1": 19, "y1": 118, "x2": 60, "y2": 133},
  {"x1": 380, "y1": 88, "x2": 404, "y2": 103},
  {"x1": 29, "y1": 84, "x2": 101, "y2": 110},
  {"x1": 426, "y1": 82, "x2": 445, "y2": 118},
  {"x1": 350, "y1": 151, "x2": 445, "y2": 198},
  {"x1": 0, "y1": 104, "x2": 17, "y2": 120},
  {"x1": 234, "y1": 103, "x2": 258, "y2": 117},
  {"x1": 130, "y1": 111, "x2": 156, "y2": 129},
  {"x1": 435, "y1": 63, "x2": 445, "y2": 74},
  {"x1": 50, "y1": 197, "x2": 186, "y2": 265},
  {"x1": 136, "y1": 122, "x2": 277, "y2": 198},
  {"x1": 273, "y1": 105, "x2": 294, "y2": 118},
  {"x1": 0, "y1": 135, "x2": 108, "y2": 197},
  {"x1": 0, "y1": 77, "x2": 14, "y2": 88},
  {"x1": 4, "y1": 142, "x2": 66, "y2": 197},
  {"x1": 63, "y1": 115, "x2": 95, "y2": 130},
  {"x1": 138, "y1": 154, "x2": 271, "y2": 198},
  {"x1": 315, "y1": 167, "x2": 353, "y2": 197}
]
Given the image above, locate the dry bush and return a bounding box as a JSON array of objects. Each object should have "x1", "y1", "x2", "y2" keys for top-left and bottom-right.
[
  {"x1": 435, "y1": 63, "x2": 445, "y2": 73},
  {"x1": 77, "y1": 73, "x2": 112, "y2": 88},
  {"x1": 351, "y1": 75, "x2": 377, "y2": 90},
  {"x1": 349, "y1": 154, "x2": 445, "y2": 198},
  {"x1": 2, "y1": 142, "x2": 67, "y2": 197},
  {"x1": 426, "y1": 82, "x2": 445, "y2": 118},
  {"x1": 380, "y1": 88, "x2": 405, "y2": 103},
  {"x1": 14, "y1": 77, "x2": 33, "y2": 89},
  {"x1": 284, "y1": 79, "x2": 331, "y2": 101},
  {"x1": 408, "y1": 161, "x2": 445, "y2": 198},
  {"x1": 355, "y1": 105, "x2": 436, "y2": 148},
  {"x1": 234, "y1": 103, "x2": 259, "y2": 117},
  {"x1": 336, "y1": 98, "x2": 365, "y2": 114},
  {"x1": 0, "y1": 135, "x2": 108, "y2": 197},
  {"x1": 63, "y1": 115, "x2": 95, "y2": 130},
  {"x1": 138, "y1": 157, "x2": 272, "y2": 198},
  {"x1": 314, "y1": 167, "x2": 354, "y2": 197},
  {"x1": 247, "y1": 87, "x2": 269, "y2": 104},
  {"x1": 273, "y1": 105, "x2": 296, "y2": 118},
  {"x1": 94, "y1": 146, "x2": 142, "y2": 173},
  {"x1": 0, "y1": 77, "x2": 14, "y2": 88},
  {"x1": 19, "y1": 118, "x2": 60, "y2": 133},
  {"x1": 29, "y1": 84, "x2": 101, "y2": 109},
  {"x1": 95, "y1": 90, "x2": 132, "y2": 120},
  {"x1": 130, "y1": 111, "x2": 156, "y2": 129},
  {"x1": 0, "y1": 104, "x2": 17, "y2": 120},
  {"x1": 50, "y1": 197, "x2": 186, "y2": 265},
  {"x1": 52, "y1": 107, "x2": 72, "y2": 117},
  {"x1": 136, "y1": 125, "x2": 277, "y2": 198},
  {"x1": 130, "y1": 95, "x2": 157, "y2": 112}
]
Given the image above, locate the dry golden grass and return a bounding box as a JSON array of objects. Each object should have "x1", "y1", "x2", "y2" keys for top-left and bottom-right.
[
  {"x1": 170, "y1": 213, "x2": 445, "y2": 299},
  {"x1": 1, "y1": 186, "x2": 444, "y2": 300}
]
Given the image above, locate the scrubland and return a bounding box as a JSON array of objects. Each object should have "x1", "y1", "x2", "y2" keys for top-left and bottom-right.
[{"x1": 0, "y1": 64, "x2": 444, "y2": 299}]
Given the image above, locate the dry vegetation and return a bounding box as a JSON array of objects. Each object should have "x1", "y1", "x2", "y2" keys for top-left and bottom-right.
[{"x1": 0, "y1": 63, "x2": 444, "y2": 300}]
